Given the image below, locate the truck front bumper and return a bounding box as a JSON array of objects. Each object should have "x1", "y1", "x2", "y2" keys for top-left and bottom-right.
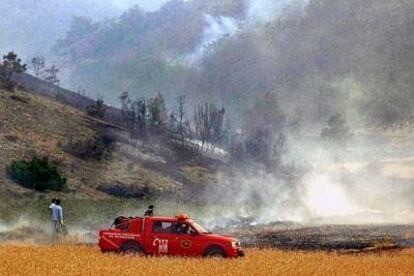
[{"x1": 228, "y1": 248, "x2": 245, "y2": 258}]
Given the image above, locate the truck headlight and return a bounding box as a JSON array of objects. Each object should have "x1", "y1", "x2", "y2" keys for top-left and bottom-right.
[{"x1": 231, "y1": 240, "x2": 241, "y2": 248}]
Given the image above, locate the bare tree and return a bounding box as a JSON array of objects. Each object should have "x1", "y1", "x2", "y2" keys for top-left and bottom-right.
[
  {"x1": 211, "y1": 106, "x2": 226, "y2": 151},
  {"x1": 241, "y1": 92, "x2": 286, "y2": 170},
  {"x1": 177, "y1": 95, "x2": 186, "y2": 151},
  {"x1": 77, "y1": 86, "x2": 88, "y2": 97},
  {"x1": 44, "y1": 64, "x2": 60, "y2": 86},
  {"x1": 173, "y1": 95, "x2": 193, "y2": 152},
  {"x1": 118, "y1": 91, "x2": 148, "y2": 137},
  {"x1": 131, "y1": 97, "x2": 147, "y2": 137},
  {"x1": 148, "y1": 93, "x2": 167, "y2": 128},
  {"x1": 194, "y1": 102, "x2": 225, "y2": 151},
  {"x1": 31, "y1": 56, "x2": 46, "y2": 78},
  {"x1": 229, "y1": 130, "x2": 245, "y2": 164},
  {"x1": 119, "y1": 91, "x2": 132, "y2": 128}
]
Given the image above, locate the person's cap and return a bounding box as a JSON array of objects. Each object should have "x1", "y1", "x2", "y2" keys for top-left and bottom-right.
[{"x1": 148, "y1": 205, "x2": 154, "y2": 209}]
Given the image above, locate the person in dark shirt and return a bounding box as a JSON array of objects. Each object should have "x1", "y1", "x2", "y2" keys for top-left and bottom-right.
[{"x1": 144, "y1": 205, "x2": 154, "y2": 217}]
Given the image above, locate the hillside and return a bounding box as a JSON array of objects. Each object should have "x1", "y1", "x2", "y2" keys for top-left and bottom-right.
[{"x1": 0, "y1": 87, "x2": 218, "y2": 207}]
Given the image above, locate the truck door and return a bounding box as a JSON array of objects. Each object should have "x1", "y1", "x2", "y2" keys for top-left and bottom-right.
[
  {"x1": 175, "y1": 222, "x2": 203, "y2": 256},
  {"x1": 145, "y1": 220, "x2": 179, "y2": 256}
]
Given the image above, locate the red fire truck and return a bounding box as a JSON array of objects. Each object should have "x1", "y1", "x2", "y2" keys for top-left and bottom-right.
[{"x1": 98, "y1": 214, "x2": 244, "y2": 258}]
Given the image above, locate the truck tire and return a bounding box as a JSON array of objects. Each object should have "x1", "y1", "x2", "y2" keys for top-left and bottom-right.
[
  {"x1": 203, "y1": 245, "x2": 226, "y2": 258},
  {"x1": 120, "y1": 240, "x2": 143, "y2": 255}
]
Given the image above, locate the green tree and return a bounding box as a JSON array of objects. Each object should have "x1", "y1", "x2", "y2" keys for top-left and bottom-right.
[{"x1": 0, "y1": 52, "x2": 27, "y2": 90}]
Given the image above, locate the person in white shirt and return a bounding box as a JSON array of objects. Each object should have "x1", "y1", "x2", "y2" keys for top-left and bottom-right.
[
  {"x1": 49, "y1": 198, "x2": 56, "y2": 211},
  {"x1": 51, "y1": 199, "x2": 63, "y2": 234},
  {"x1": 49, "y1": 198, "x2": 56, "y2": 234}
]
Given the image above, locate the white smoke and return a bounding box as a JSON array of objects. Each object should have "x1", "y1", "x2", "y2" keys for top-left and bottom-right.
[
  {"x1": 175, "y1": 14, "x2": 240, "y2": 66},
  {"x1": 198, "y1": 127, "x2": 414, "y2": 228},
  {"x1": 301, "y1": 171, "x2": 362, "y2": 218},
  {"x1": 202, "y1": 15, "x2": 239, "y2": 47},
  {"x1": 0, "y1": 216, "x2": 48, "y2": 235},
  {"x1": 172, "y1": 0, "x2": 309, "y2": 66},
  {"x1": 200, "y1": 170, "x2": 308, "y2": 228}
]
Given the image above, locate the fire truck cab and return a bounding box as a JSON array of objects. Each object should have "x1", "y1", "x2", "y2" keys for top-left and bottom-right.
[{"x1": 98, "y1": 214, "x2": 244, "y2": 258}]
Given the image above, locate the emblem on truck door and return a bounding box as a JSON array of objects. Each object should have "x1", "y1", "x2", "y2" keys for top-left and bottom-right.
[
  {"x1": 181, "y1": 240, "x2": 191, "y2": 248},
  {"x1": 153, "y1": 237, "x2": 169, "y2": 253}
]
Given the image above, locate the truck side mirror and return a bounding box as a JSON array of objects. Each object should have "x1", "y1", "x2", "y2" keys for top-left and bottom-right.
[{"x1": 190, "y1": 231, "x2": 197, "y2": 237}]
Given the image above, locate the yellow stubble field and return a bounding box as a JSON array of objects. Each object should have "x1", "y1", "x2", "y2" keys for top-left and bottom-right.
[{"x1": 1, "y1": 245, "x2": 414, "y2": 276}]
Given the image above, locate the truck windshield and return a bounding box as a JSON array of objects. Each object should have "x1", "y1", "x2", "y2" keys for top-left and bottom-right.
[{"x1": 190, "y1": 221, "x2": 210, "y2": 234}]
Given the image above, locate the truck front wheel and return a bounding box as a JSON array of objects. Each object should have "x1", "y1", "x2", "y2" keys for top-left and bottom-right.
[
  {"x1": 203, "y1": 246, "x2": 226, "y2": 258},
  {"x1": 120, "y1": 241, "x2": 143, "y2": 255}
]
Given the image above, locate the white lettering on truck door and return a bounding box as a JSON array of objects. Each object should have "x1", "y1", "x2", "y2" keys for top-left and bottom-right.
[{"x1": 153, "y1": 237, "x2": 169, "y2": 254}]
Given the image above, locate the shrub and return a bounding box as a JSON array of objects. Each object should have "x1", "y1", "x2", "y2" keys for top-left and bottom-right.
[
  {"x1": 8, "y1": 157, "x2": 66, "y2": 191},
  {"x1": 87, "y1": 99, "x2": 106, "y2": 119},
  {"x1": 97, "y1": 184, "x2": 152, "y2": 199},
  {"x1": 1, "y1": 80, "x2": 17, "y2": 91},
  {"x1": 64, "y1": 130, "x2": 115, "y2": 160}
]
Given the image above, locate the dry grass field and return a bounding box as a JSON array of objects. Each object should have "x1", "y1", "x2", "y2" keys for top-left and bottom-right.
[{"x1": 1, "y1": 245, "x2": 414, "y2": 275}]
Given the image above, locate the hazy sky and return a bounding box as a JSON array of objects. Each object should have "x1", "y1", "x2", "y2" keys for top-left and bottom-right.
[
  {"x1": 0, "y1": 0, "x2": 170, "y2": 60},
  {"x1": 114, "y1": 0, "x2": 170, "y2": 11},
  {"x1": 0, "y1": 0, "x2": 301, "y2": 60}
]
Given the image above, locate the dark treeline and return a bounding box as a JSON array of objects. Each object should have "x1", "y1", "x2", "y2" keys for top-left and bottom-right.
[
  {"x1": 112, "y1": 89, "x2": 287, "y2": 171},
  {"x1": 113, "y1": 91, "x2": 228, "y2": 154},
  {"x1": 83, "y1": 88, "x2": 285, "y2": 171}
]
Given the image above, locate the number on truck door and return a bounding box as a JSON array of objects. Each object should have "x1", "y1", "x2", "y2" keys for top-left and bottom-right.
[{"x1": 149, "y1": 221, "x2": 179, "y2": 255}]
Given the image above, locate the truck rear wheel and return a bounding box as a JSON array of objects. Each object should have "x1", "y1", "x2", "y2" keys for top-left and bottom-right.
[
  {"x1": 204, "y1": 246, "x2": 226, "y2": 258},
  {"x1": 120, "y1": 241, "x2": 143, "y2": 255}
]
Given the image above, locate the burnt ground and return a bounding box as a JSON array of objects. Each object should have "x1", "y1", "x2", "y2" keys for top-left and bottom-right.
[
  {"x1": 223, "y1": 224, "x2": 414, "y2": 251},
  {"x1": 1, "y1": 222, "x2": 414, "y2": 252}
]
